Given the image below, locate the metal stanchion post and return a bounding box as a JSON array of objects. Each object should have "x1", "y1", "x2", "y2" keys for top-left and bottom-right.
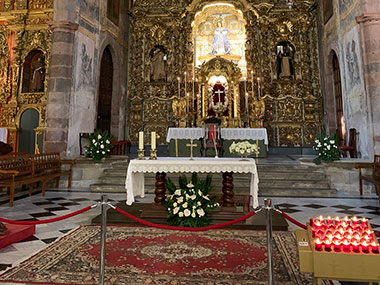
[
  {"x1": 99, "y1": 195, "x2": 108, "y2": 285},
  {"x1": 264, "y1": 198, "x2": 274, "y2": 285}
]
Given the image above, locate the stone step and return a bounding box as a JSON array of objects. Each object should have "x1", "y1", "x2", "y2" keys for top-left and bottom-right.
[
  {"x1": 259, "y1": 179, "x2": 330, "y2": 189},
  {"x1": 258, "y1": 172, "x2": 326, "y2": 180},
  {"x1": 90, "y1": 183, "x2": 126, "y2": 193},
  {"x1": 258, "y1": 187, "x2": 337, "y2": 197}
]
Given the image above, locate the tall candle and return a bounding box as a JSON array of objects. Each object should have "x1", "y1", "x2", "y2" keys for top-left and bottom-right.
[
  {"x1": 192, "y1": 77, "x2": 195, "y2": 108},
  {"x1": 184, "y1": 72, "x2": 187, "y2": 95},
  {"x1": 244, "y1": 78, "x2": 247, "y2": 97},
  {"x1": 251, "y1": 71, "x2": 254, "y2": 97},
  {"x1": 257, "y1": 77, "x2": 261, "y2": 100},
  {"x1": 177, "y1": 77, "x2": 180, "y2": 98},
  {"x1": 139, "y1": 131, "x2": 144, "y2": 150},
  {"x1": 151, "y1": 131, "x2": 156, "y2": 150}
]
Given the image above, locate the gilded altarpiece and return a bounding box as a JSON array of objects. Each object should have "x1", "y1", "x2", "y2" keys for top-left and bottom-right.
[
  {"x1": 129, "y1": 0, "x2": 322, "y2": 147},
  {"x1": 0, "y1": 0, "x2": 53, "y2": 151}
]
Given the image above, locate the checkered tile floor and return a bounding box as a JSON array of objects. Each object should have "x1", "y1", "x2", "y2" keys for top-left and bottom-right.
[{"x1": 0, "y1": 190, "x2": 379, "y2": 283}]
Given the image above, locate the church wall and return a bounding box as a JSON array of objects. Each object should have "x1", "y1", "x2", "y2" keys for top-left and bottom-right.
[
  {"x1": 45, "y1": 0, "x2": 128, "y2": 157},
  {"x1": 318, "y1": 0, "x2": 372, "y2": 158}
]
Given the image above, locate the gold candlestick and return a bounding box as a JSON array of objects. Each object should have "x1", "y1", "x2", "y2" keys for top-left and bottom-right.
[
  {"x1": 138, "y1": 149, "x2": 145, "y2": 160},
  {"x1": 149, "y1": 149, "x2": 157, "y2": 160}
]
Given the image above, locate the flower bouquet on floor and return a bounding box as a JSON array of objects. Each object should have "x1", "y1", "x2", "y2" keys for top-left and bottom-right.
[
  {"x1": 313, "y1": 133, "x2": 340, "y2": 165},
  {"x1": 164, "y1": 173, "x2": 220, "y2": 227},
  {"x1": 229, "y1": 141, "x2": 259, "y2": 160},
  {"x1": 85, "y1": 129, "x2": 113, "y2": 162}
]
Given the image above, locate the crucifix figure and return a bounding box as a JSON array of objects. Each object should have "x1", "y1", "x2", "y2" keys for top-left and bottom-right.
[
  {"x1": 186, "y1": 139, "x2": 197, "y2": 160},
  {"x1": 215, "y1": 89, "x2": 224, "y2": 102}
]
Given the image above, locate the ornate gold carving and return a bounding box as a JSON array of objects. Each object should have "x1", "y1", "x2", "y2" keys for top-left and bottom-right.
[{"x1": 128, "y1": 0, "x2": 321, "y2": 147}]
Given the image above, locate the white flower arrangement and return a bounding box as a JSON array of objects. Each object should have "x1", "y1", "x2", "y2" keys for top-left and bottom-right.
[
  {"x1": 165, "y1": 174, "x2": 219, "y2": 227},
  {"x1": 85, "y1": 129, "x2": 113, "y2": 162},
  {"x1": 313, "y1": 133, "x2": 340, "y2": 164},
  {"x1": 229, "y1": 141, "x2": 259, "y2": 156}
]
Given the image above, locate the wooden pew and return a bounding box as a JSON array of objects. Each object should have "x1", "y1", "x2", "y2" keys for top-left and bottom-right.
[
  {"x1": 0, "y1": 153, "x2": 75, "y2": 207},
  {"x1": 356, "y1": 155, "x2": 380, "y2": 201}
]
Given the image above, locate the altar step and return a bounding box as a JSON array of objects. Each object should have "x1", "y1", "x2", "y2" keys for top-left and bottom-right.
[{"x1": 90, "y1": 160, "x2": 337, "y2": 197}]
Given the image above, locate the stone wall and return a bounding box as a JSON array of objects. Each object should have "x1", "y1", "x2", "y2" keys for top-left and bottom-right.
[{"x1": 317, "y1": 0, "x2": 380, "y2": 158}]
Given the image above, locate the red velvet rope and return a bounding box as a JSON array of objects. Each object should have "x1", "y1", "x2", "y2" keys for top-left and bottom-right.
[
  {"x1": 0, "y1": 206, "x2": 93, "y2": 225},
  {"x1": 114, "y1": 206, "x2": 257, "y2": 232},
  {"x1": 280, "y1": 211, "x2": 307, "y2": 230}
]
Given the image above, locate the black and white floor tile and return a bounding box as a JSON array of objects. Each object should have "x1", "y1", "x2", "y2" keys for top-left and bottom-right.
[{"x1": 0, "y1": 190, "x2": 379, "y2": 284}]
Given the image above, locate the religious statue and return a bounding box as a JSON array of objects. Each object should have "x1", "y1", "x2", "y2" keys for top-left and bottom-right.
[
  {"x1": 249, "y1": 98, "x2": 265, "y2": 128},
  {"x1": 208, "y1": 81, "x2": 228, "y2": 117},
  {"x1": 172, "y1": 97, "x2": 187, "y2": 127},
  {"x1": 29, "y1": 56, "x2": 45, "y2": 92},
  {"x1": 210, "y1": 19, "x2": 231, "y2": 55},
  {"x1": 276, "y1": 44, "x2": 294, "y2": 79},
  {"x1": 150, "y1": 47, "x2": 167, "y2": 81}
]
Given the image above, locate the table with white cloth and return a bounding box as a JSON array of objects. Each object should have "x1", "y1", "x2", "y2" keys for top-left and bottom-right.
[
  {"x1": 125, "y1": 157, "x2": 259, "y2": 209},
  {"x1": 166, "y1": 128, "x2": 268, "y2": 157}
]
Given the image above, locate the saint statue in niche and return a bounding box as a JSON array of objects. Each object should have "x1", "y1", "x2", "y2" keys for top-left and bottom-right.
[
  {"x1": 29, "y1": 55, "x2": 45, "y2": 92},
  {"x1": 276, "y1": 42, "x2": 295, "y2": 80},
  {"x1": 210, "y1": 19, "x2": 231, "y2": 55},
  {"x1": 150, "y1": 46, "x2": 167, "y2": 82}
]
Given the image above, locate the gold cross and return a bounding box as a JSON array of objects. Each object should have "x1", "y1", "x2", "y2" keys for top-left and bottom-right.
[{"x1": 186, "y1": 139, "x2": 197, "y2": 160}]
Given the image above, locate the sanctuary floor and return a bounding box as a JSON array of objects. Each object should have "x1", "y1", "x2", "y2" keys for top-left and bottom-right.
[{"x1": 0, "y1": 190, "x2": 379, "y2": 283}]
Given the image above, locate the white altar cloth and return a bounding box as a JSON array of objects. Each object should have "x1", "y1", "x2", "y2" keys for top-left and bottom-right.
[
  {"x1": 125, "y1": 157, "x2": 259, "y2": 208},
  {"x1": 166, "y1": 127, "x2": 268, "y2": 145}
]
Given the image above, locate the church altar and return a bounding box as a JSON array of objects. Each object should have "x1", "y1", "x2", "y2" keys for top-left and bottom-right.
[
  {"x1": 125, "y1": 157, "x2": 259, "y2": 209},
  {"x1": 166, "y1": 127, "x2": 268, "y2": 157}
]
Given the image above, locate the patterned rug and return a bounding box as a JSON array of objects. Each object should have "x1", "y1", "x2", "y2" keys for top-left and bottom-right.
[{"x1": 0, "y1": 225, "x2": 312, "y2": 284}]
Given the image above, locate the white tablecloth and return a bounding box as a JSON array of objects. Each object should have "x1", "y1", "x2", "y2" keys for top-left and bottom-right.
[
  {"x1": 166, "y1": 127, "x2": 268, "y2": 145},
  {"x1": 125, "y1": 157, "x2": 259, "y2": 208},
  {"x1": 166, "y1": 128, "x2": 203, "y2": 142},
  {"x1": 221, "y1": 128, "x2": 268, "y2": 145}
]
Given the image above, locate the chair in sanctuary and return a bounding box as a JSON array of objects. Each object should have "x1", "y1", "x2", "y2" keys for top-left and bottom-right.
[
  {"x1": 338, "y1": 128, "x2": 358, "y2": 158},
  {"x1": 200, "y1": 117, "x2": 223, "y2": 157}
]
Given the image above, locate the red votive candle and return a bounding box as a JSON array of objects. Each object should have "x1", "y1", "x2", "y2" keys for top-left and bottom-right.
[
  {"x1": 361, "y1": 217, "x2": 368, "y2": 227},
  {"x1": 314, "y1": 220, "x2": 322, "y2": 230},
  {"x1": 361, "y1": 241, "x2": 370, "y2": 254},
  {"x1": 333, "y1": 240, "x2": 341, "y2": 252},
  {"x1": 324, "y1": 239, "x2": 332, "y2": 252},
  {"x1": 343, "y1": 216, "x2": 350, "y2": 225},
  {"x1": 371, "y1": 241, "x2": 379, "y2": 254},
  {"x1": 327, "y1": 216, "x2": 333, "y2": 224},
  {"x1": 342, "y1": 239, "x2": 351, "y2": 252},
  {"x1": 334, "y1": 232, "x2": 343, "y2": 241},
  {"x1": 352, "y1": 240, "x2": 360, "y2": 253},
  {"x1": 335, "y1": 216, "x2": 341, "y2": 225},
  {"x1": 315, "y1": 238, "x2": 323, "y2": 251},
  {"x1": 352, "y1": 216, "x2": 359, "y2": 225}
]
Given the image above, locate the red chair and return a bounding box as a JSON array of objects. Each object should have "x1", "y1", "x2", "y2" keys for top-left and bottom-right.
[
  {"x1": 201, "y1": 118, "x2": 223, "y2": 157},
  {"x1": 338, "y1": 128, "x2": 357, "y2": 158}
]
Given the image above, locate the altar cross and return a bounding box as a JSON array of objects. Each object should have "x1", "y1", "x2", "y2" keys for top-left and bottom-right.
[
  {"x1": 215, "y1": 89, "x2": 224, "y2": 102},
  {"x1": 186, "y1": 139, "x2": 197, "y2": 160}
]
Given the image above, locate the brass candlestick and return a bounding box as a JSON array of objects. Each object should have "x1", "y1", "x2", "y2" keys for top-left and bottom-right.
[
  {"x1": 138, "y1": 149, "x2": 145, "y2": 160},
  {"x1": 149, "y1": 149, "x2": 157, "y2": 160}
]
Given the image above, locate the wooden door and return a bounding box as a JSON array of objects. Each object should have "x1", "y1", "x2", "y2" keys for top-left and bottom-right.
[
  {"x1": 332, "y1": 53, "x2": 344, "y2": 144},
  {"x1": 97, "y1": 47, "x2": 113, "y2": 134}
]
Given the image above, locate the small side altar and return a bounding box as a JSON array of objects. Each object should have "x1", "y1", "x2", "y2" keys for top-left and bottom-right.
[{"x1": 167, "y1": 127, "x2": 268, "y2": 157}]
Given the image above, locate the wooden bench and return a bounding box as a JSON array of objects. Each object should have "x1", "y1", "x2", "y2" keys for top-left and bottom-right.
[
  {"x1": 0, "y1": 153, "x2": 75, "y2": 207},
  {"x1": 356, "y1": 155, "x2": 380, "y2": 201}
]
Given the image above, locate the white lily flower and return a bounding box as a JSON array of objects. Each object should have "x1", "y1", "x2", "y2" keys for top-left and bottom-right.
[
  {"x1": 179, "y1": 212, "x2": 184, "y2": 217},
  {"x1": 174, "y1": 189, "x2": 181, "y2": 196},
  {"x1": 177, "y1": 197, "x2": 184, "y2": 203},
  {"x1": 183, "y1": 202, "x2": 188, "y2": 208},
  {"x1": 191, "y1": 213, "x2": 196, "y2": 218},
  {"x1": 173, "y1": 202, "x2": 177, "y2": 207},
  {"x1": 197, "y1": 208, "x2": 205, "y2": 217},
  {"x1": 173, "y1": 207, "x2": 179, "y2": 214},
  {"x1": 187, "y1": 182, "x2": 194, "y2": 188},
  {"x1": 184, "y1": 209, "x2": 191, "y2": 217},
  {"x1": 98, "y1": 134, "x2": 102, "y2": 139},
  {"x1": 92, "y1": 139, "x2": 96, "y2": 143},
  {"x1": 100, "y1": 144, "x2": 104, "y2": 149}
]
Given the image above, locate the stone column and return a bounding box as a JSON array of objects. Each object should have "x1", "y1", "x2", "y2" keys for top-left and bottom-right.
[
  {"x1": 356, "y1": 12, "x2": 380, "y2": 156},
  {"x1": 44, "y1": 21, "x2": 78, "y2": 155}
]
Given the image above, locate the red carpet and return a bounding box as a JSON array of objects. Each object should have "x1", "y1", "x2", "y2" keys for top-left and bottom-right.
[
  {"x1": 0, "y1": 223, "x2": 35, "y2": 249},
  {"x1": 0, "y1": 225, "x2": 312, "y2": 284}
]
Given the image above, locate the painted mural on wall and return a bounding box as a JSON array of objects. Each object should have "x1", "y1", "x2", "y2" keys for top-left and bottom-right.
[
  {"x1": 77, "y1": 43, "x2": 94, "y2": 91},
  {"x1": 79, "y1": 0, "x2": 99, "y2": 20},
  {"x1": 345, "y1": 40, "x2": 360, "y2": 89},
  {"x1": 339, "y1": 0, "x2": 354, "y2": 15}
]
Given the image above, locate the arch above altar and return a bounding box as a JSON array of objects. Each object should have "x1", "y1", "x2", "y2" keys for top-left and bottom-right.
[{"x1": 196, "y1": 56, "x2": 242, "y2": 128}]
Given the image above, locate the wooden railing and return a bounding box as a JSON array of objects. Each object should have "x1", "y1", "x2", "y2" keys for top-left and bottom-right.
[{"x1": 110, "y1": 140, "x2": 131, "y2": 155}]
